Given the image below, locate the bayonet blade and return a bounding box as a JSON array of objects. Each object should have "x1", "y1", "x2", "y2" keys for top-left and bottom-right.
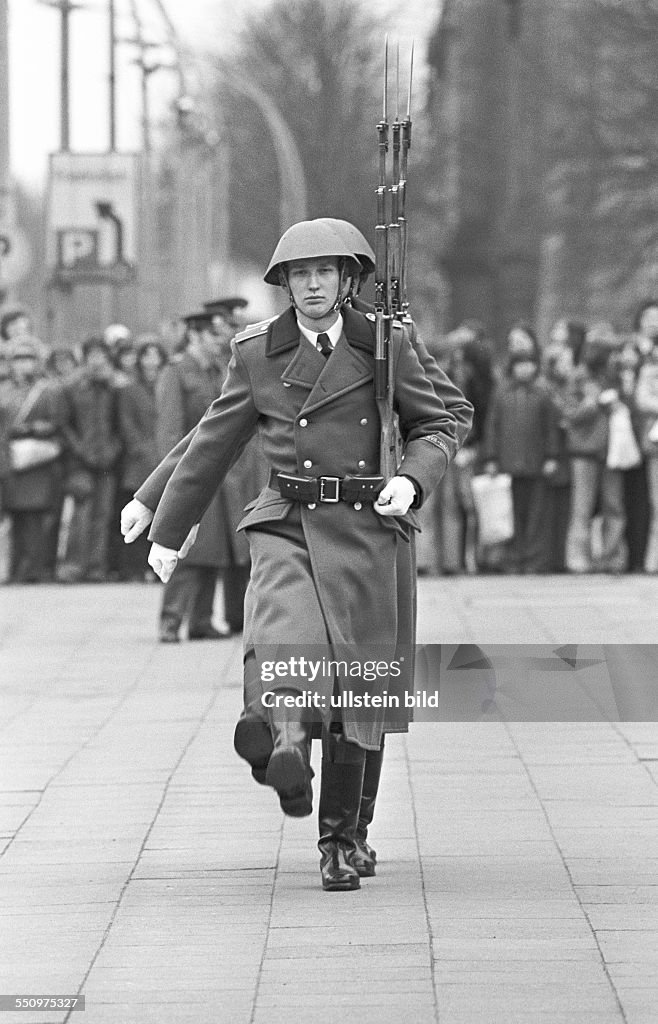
[
  {"x1": 383, "y1": 35, "x2": 389, "y2": 122},
  {"x1": 407, "y1": 40, "x2": 415, "y2": 119}
]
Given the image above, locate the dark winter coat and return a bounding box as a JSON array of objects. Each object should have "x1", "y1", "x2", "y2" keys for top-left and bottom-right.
[
  {"x1": 118, "y1": 377, "x2": 159, "y2": 493},
  {"x1": 60, "y1": 370, "x2": 122, "y2": 474},
  {"x1": 483, "y1": 377, "x2": 559, "y2": 476},
  {"x1": 562, "y1": 366, "x2": 609, "y2": 459}
]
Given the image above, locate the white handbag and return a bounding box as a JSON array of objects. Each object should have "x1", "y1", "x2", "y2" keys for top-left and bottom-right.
[{"x1": 10, "y1": 437, "x2": 62, "y2": 473}]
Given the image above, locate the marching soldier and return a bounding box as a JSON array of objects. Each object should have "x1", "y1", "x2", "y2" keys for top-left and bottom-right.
[{"x1": 126, "y1": 220, "x2": 468, "y2": 891}]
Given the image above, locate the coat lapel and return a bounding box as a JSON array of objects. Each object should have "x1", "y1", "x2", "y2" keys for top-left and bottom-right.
[
  {"x1": 266, "y1": 305, "x2": 375, "y2": 409},
  {"x1": 301, "y1": 333, "x2": 373, "y2": 415},
  {"x1": 280, "y1": 340, "x2": 325, "y2": 391}
]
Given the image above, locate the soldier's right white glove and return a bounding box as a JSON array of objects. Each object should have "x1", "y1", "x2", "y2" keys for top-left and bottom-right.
[
  {"x1": 121, "y1": 498, "x2": 153, "y2": 543},
  {"x1": 148, "y1": 543, "x2": 179, "y2": 583}
]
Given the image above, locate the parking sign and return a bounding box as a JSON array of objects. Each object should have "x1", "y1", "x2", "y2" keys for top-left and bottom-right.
[{"x1": 47, "y1": 152, "x2": 140, "y2": 283}]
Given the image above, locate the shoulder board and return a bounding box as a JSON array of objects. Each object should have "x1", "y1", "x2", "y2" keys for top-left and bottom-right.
[
  {"x1": 234, "y1": 317, "x2": 276, "y2": 343},
  {"x1": 365, "y1": 312, "x2": 376, "y2": 322}
]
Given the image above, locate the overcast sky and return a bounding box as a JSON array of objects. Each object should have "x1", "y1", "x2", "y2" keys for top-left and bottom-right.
[{"x1": 9, "y1": 0, "x2": 437, "y2": 190}]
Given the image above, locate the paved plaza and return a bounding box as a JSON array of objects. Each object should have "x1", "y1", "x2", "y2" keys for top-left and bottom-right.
[{"x1": 0, "y1": 576, "x2": 657, "y2": 1024}]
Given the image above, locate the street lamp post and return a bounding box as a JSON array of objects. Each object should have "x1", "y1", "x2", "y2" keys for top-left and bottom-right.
[
  {"x1": 108, "y1": 0, "x2": 116, "y2": 152},
  {"x1": 0, "y1": 0, "x2": 9, "y2": 226},
  {"x1": 38, "y1": 1, "x2": 90, "y2": 152},
  {"x1": 0, "y1": 0, "x2": 10, "y2": 301}
]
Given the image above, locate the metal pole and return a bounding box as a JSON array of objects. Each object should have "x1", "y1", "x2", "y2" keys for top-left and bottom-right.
[
  {"x1": 109, "y1": 0, "x2": 116, "y2": 151},
  {"x1": 38, "y1": 0, "x2": 85, "y2": 151},
  {"x1": 0, "y1": 0, "x2": 10, "y2": 225},
  {"x1": 0, "y1": 0, "x2": 11, "y2": 302},
  {"x1": 60, "y1": 2, "x2": 71, "y2": 150}
]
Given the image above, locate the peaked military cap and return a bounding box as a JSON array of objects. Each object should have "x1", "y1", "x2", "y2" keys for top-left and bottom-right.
[{"x1": 203, "y1": 297, "x2": 248, "y2": 315}]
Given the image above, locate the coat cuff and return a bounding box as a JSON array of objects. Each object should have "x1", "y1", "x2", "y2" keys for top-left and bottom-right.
[{"x1": 398, "y1": 436, "x2": 450, "y2": 508}]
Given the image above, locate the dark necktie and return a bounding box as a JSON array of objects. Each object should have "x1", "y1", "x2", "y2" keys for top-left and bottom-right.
[{"x1": 317, "y1": 332, "x2": 332, "y2": 359}]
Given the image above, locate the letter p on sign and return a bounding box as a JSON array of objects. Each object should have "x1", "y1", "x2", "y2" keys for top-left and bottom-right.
[{"x1": 57, "y1": 229, "x2": 99, "y2": 270}]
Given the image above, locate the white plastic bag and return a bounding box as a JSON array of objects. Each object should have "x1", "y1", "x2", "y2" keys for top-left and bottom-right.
[
  {"x1": 0, "y1": 516, "x2": 12, "y2": 584},
  {"x1": 606, "y1": 404, "x2": 641, "y2": 470},
  {"x1": 471, "y1": 473, "x2": 514, "y2": 547}
]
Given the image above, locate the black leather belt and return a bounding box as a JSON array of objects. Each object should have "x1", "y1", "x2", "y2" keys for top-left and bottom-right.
[{"x1": 270, "y1": 471, "x2": 385, "y2": 504}]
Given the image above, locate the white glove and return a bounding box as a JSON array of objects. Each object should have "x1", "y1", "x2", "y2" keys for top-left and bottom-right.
[
  {"x1": 148, "y1": 543, "x2": 179, "y2": 583},
  {"x1": 374, "y1": 475, "x2": 416, "y2": 517},
  {"x1": 121, "y1": 498, "x2": 153, "y2": 543}
]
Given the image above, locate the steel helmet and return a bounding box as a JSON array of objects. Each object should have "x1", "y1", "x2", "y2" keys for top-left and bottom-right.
[
  {"x1": 264, "y1": 220, "x2": 362, "y2": 286},
  {"x1": 314, "y1": 218, "x2": 376, "y2": 277}
]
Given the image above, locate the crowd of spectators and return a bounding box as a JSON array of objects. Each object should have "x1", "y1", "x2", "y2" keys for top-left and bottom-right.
[
  {"x1": 415, "y1": 300, "x2": 658, "y2": 577},
  {"x1": 0, "y1": 312, "x2": 168, "y2": 584},
  {"x1": 1, "y1": 299, "x2": 657, "y2": 584}
]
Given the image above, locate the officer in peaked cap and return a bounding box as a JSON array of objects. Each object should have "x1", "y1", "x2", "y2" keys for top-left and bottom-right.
[
  {"x1": 122, "y1": 219, "x2": 469, "y2": 892},
  {"x1": 203, "y1": 296, "x2": 248, "y2": 323}
]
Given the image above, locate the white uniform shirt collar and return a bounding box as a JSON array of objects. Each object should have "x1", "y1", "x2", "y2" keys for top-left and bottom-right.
[{"x1": 297, "y1": 313, "x2": 343, "y2": 351}]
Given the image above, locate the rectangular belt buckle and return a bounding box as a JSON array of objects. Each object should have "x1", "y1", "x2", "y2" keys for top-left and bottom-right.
[{"x1": 319, "y1": 476, "x2": 340, "y2": 503}]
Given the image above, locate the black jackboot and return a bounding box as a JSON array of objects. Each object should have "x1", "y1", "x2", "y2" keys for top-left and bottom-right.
[
  {"x1": 233, "y1": 712, "x2": 273, "y2": 785},
  {"x1": 318, "y1": 759, "x2": 365, "y2": 892},
  {"x1": 352, "y1": 744, "x2": 384, "y2": 877},
  {"x1": 265, "y1": 703, "x2": 313, "y2": 818},
  {"x1": 233, "y1": 651, "x2": 275, "y2": 786}
]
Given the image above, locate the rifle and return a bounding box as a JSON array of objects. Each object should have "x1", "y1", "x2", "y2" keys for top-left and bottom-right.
[{"x1": 374, "y1": 38, "x2": 414, "y2": 480}]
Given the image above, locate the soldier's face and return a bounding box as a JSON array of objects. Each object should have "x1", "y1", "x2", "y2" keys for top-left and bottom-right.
[{"x1": 287, "y1": 257, "x2": 340, "y2": 318}]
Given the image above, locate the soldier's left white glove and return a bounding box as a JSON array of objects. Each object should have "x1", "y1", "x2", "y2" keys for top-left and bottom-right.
[
  {"x1": 121, "y1": 498, "x2": 153, "y2": 543},
  {"x1": 374, "y1": 475, "x2": 416, "y2": 517},
  {"x1": 148, "y1": 543, "x2": 179, "y2": 583}
]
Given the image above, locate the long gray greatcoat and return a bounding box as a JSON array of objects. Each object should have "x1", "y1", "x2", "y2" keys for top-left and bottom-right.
[{"x1": 146, "y1": 306, "x2": 462, "y2": 748}]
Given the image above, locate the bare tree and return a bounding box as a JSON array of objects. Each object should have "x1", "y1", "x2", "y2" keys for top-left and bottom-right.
[{"x1": 209, "y1": 0, "x2": 385, "y2": 270}]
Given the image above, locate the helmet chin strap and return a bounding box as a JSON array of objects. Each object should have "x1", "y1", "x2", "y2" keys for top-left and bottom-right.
[{"x1": 280, "y1": 259, "x2": 350, "y2": 319}]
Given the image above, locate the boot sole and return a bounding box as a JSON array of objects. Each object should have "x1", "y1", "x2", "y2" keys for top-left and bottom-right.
[
  {"x1": 266, "y1": 747, "x2": 312, "y2": 818},
  {"x1": 234, "y1": 717, "x2": 274, "y2": 767},
  {"x1": 322, "y1": 875, "x2": 361, "y2": 891}
]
